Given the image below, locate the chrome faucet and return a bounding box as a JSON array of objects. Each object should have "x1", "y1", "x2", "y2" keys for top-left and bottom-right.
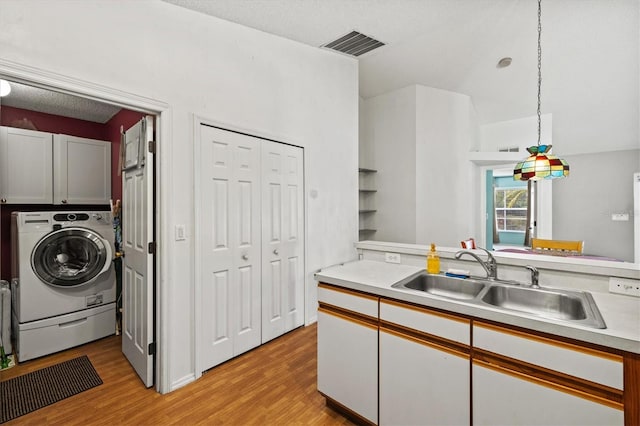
[
  {"x1": 525, "y1": 265, "x2": 540, "y2": 288},
  {"x1": 454, "y1": 248, "x2": 498, "y2": 280}
]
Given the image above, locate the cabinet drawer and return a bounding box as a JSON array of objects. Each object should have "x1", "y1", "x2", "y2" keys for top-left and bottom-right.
[
  {"x1": 474, "y1": 322, "x2": 623, "y2": 390},
  {"x1": 380, "y1": 298, "x2": 470, "y2": 345},
  {"x1": 318, "y1": 283, "x2": 378, "y2": 318}
]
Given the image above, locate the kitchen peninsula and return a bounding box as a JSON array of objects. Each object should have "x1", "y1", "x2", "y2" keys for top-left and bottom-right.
[{"x1": 315, "y1": 244, "x2": 640, "y2": 426}]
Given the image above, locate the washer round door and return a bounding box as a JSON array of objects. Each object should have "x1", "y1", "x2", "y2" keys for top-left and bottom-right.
[{"x1": 31, "y1": 227, "x2": 113, "y2": 288}]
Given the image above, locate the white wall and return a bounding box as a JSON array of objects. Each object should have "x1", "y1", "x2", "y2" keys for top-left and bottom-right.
[
  {"x1": 415, "y1": 85, "x2": 476, "y2": 247},
  {"x1": 554, "y1": 149, "x2": 639, "y2": 262},
  {"x1": 361, "y1": 86, "x2": 417, "y2": 243},
  {"x1": 0, "y1": 0, "x2": 358, "y2": 391},
  {"x1": 480, "y1": 114, "x2": 552, "y2": 153},
  {"x1": 360, "y1": 85, "x2": 477, "y2": 247}
]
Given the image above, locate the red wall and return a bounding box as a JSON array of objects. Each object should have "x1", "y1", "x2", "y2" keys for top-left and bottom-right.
[
  {"x1": 104, "y1": 109, "x2": 145, "y2": 202},
  {"x1": 1, "y1": 105, "x2": 108, "y2": 140}
]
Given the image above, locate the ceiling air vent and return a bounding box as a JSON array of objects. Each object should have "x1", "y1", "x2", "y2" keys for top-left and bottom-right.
[{"x1": 322, "y1": 31, "x2": 385, "y2": 57}]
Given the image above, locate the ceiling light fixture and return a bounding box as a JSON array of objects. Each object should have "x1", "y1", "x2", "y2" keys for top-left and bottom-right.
[
  {"x1": 514, "y1": 0, "x2": 569, "y2": 181},
  {"x1": 0, "y1": 80, "x2": 11, "y2": 97}
]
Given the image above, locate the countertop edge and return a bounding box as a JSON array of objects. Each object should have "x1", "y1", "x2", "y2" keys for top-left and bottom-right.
[{"x1": 315, "y1": 262, "x2": 640, "y2": 355}]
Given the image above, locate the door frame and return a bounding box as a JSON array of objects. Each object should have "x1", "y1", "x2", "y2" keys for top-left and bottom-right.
[
  {"x1": 0, "y1": 59, "x2": 170, "y2": 393},
  {"x1": 478, "y1": 163, "x2": 553, "y2": 248},
  {"x1": 193, "y1": 115, "x2": 307, "y2": 380}
]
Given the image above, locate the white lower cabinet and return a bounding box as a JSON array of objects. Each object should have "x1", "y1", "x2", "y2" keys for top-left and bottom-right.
[
  {"x1": 473, "y1": 362, "x2": 623, "y2": 426},
  {"x1": 379, "y1": 300, "x2": 470, "y2": 426},
  {"x1": 317, "y1": 284, "x2": 378, "y2": 424},
  {"x1": 380, "y1": 331, "x2": 469, "y2": 425},
  {"x1": 316, "y1": 285, "x2": 634, "y2": 426},
  {"x1": 473, "y1": 321, "x2": 624, "y2": 426}
]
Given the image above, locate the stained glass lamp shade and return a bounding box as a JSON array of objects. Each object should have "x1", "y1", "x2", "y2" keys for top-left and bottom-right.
[{"x1": 513, "y1": 144, "x2": 569, "y2": 181}]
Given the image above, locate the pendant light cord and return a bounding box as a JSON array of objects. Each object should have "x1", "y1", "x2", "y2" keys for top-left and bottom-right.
[{"x1": 537, "y1": 0, "x2": 542, "y2": 146}]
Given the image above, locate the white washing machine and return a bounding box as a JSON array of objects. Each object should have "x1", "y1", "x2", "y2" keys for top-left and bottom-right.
[{"x1": 11, "y1": 211, "x2": 116, "y2": 361}]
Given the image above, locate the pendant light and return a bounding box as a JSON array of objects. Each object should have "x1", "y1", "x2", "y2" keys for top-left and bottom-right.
[{"x1": 513, "y1": 0, "x2": 569, "y2": 181}]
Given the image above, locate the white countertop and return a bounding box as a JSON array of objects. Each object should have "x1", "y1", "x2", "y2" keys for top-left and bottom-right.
[{"x1": 315, "y1": 260, "x2": 640, "y2": 354}]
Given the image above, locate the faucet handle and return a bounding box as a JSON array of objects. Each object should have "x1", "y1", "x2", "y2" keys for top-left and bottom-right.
[{"x1": 477, "y1": 247, "x2": 496, "y2": 262}]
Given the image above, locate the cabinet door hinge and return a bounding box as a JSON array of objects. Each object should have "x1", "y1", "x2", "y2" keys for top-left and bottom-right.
[
  {"x1": 148, "y1": 242, "x2": 156, "y2": 254},
  {"x1": 148, "y1": 342, "x2": 156, "y2": 356},
  {"x1": 148, "y1": 140, "x2": 156, "y2": 154}
]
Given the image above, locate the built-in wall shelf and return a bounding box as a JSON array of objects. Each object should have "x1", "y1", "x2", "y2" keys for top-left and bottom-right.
[
  {"x1": 358, "y1": 167, "x2": 378, "y2": 173},
  {"x1": 359, "y1": 168, "x2": 378, "y2": 241},
  {"x1": 359, "y1": 229, "x2": 377, "y2": 234}
]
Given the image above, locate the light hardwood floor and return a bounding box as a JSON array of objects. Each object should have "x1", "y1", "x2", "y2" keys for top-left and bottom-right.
[{"x1": 1, "y1": 323, "x2": 353, "y2": 425}]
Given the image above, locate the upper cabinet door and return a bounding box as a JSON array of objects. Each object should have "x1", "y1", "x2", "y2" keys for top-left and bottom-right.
[
  {"x1": 54, "y1": 135, "x2": 111, "y2": 205},
  {"x1": 0, "y1": 126, "x2": 53, "y2": 204}
]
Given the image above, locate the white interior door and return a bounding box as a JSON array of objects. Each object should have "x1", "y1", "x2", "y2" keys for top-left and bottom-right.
[
  {"x1": 122, "y1": 116, "x2": 154, "y2": 387},
  {"x1": 199, "y1": 125, "x2": 262, "y2": 370},
  {"x1": 261, "y1": 141, "x2": 304, "y2": 343}
]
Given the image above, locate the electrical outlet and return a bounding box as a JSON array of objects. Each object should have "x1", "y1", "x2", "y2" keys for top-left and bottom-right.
[
  {"x1": 385, "y1": 252, "x2": 401, "y2": 264},
  {"x1": 609, "y1": 277, "x2": 640, "y2": 297}
]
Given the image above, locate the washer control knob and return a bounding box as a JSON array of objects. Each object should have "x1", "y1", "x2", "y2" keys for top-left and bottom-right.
[
  {"x1": 242, "y1": 254, "x2": 249, "y2": 261},
  {"x1": 0, "y1": 198, "x2": 6, "y2": 203},
  {"x1": 273, "y1": 249, "x2": 279, "y2": 255},
  {"x1": 61, "y1": 199, "x2": 68, "y2": 204},
  {"x1": 93, "y1": 213, "x2": 103, "y2": 220}
]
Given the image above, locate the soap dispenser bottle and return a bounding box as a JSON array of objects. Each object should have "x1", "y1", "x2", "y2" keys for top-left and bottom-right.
[{"x1": 427, "y1": 243, "x2": 440, "y2": 274}]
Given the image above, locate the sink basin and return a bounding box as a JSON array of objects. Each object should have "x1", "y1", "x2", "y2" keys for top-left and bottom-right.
[
  {"x1": 481, "y1": 285, "x2": 606, "y2": 328},
  {"x1": 392, "y1": 273, "x2": 486, "y2": 300},
  {"x1": 390, "y1": 272, "x2": 606, "y2": 329}
]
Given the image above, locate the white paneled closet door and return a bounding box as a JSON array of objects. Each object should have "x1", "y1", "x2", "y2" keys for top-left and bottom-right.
[
  {"x1": 199, "y1": 126, "x2": 262, "y2": 370},
  {"x1": 261, "y1": 141, "x2": 304, "y2": 343}
]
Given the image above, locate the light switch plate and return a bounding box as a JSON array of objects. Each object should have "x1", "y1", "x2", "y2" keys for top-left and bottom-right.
[
  {"x1": 609, "y1": 277, "x2": 640, "y2": 297},
  {"x1": 175, "y1": 224, "x2": 186, "y2": 241},
  {"x1": 385, "y1": 252, "x2": 401, "y2": 264}
]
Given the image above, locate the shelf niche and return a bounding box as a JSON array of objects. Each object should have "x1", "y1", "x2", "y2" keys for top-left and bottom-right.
[{"x1": 359, "y1": 168, "x2": 377, "y2": 240}]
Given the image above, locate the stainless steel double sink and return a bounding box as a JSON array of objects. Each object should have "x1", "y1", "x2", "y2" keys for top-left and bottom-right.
[{"x1": 391, "y1": 272, "x2": 606, "y2": 329}]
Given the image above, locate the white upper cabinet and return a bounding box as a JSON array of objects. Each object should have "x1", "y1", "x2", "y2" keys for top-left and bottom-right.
[
  {"x1": 54, "y1": 134, "x2": 111, "y2": 205},
  {"x1": 0, "y1": 127, "x2": 112, "y2": 205},
  {"x1": 0, "y1": 126, "x2": 54, "y2": 204}
]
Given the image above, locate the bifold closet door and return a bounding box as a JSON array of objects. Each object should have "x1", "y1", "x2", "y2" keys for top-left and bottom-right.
[
  {"x1": 199, "y1": 126, "x2": 262, "y2": 370},
  {"x1": 261, "y1": 141, "x2": 304, "y2": 343}
]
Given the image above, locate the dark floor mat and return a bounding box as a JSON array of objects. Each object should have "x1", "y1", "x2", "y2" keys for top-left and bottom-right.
[{"x1": 0, "y1": 355, "x2": 102, "y2": 423}]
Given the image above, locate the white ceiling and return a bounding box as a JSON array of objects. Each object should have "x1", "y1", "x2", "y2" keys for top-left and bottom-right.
[
  {"x1": 2, "y1": 0, "x2": 637, "y2": 134},
  {"x1": 164, "y1": 0, "x2": 639, "y2": 127},
  {"x1": 0, "y1": 81, "x2": 121, "y2": 124}
]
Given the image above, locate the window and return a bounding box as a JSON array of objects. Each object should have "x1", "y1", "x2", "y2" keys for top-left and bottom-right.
[{"x1": 494, "y1": 187, "x2": 527, "y2": 232}]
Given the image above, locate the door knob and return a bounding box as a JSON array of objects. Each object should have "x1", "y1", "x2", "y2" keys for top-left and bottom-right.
[
  {"x1": 242, "y1": 254, "x2": 249, "y2": 260},
  {"x1": 273, "y1": 249, "x2": 279, "y2": 255}
]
